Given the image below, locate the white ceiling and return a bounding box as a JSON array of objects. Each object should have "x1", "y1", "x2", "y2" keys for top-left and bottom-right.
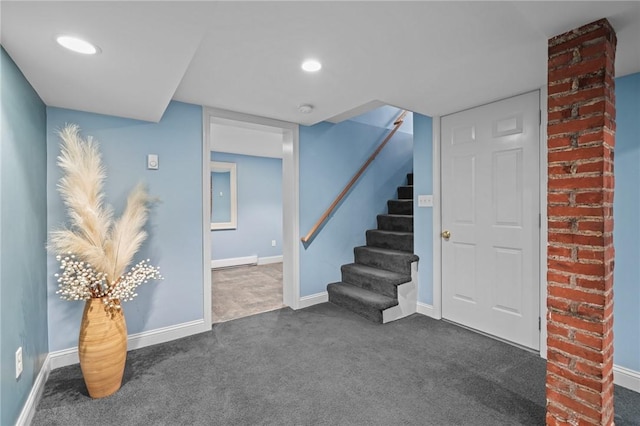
[{"x1": 2, "y1": 1, "x2": 639, "y2": 125}]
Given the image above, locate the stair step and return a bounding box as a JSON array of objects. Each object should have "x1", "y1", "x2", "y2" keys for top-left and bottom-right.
[
  {"x1": 366, "y1": 229, "x2": 413, "y2": 252},
  {"x1": 407, "y1": 173, "x2": 413, "y2": 186},
  {"x1": 341, "y1": 263, "x2": 410, "y2": 298},
  {"x1": 397, "y1": 185, "x2": 413, "y2": 200},
  {"x1": 327, "y1": 282, "x2": 398, "y2": 323},
  {"x1": 377, "y1": 214, "x2": 413, "y2": 232},
  {"x1": 387, "y1": 199, "x2": 413, "y2": 215},
  {"x1": 354, "y1": 246, "x2": 418, "y2": 275}
]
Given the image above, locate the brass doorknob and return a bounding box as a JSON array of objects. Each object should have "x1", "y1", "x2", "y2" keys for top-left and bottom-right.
[{"x1": 441, "y1": 230, "x2": 451, "y2": 240}]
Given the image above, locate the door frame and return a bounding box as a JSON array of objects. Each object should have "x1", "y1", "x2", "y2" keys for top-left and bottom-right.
[
  {"x1": 202, "y1": 107, "x2": 300, "y2": 326},
  {"x1": 431, "y1": 89, "x2": 547, "y2": 357}
]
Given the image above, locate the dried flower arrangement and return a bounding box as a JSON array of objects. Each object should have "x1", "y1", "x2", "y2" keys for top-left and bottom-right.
[{"x1": 48, "y1": 124, "x2": 162, "y2": 314}]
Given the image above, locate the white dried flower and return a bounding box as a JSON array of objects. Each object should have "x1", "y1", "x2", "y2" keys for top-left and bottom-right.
[{"x1": 55, "y1": 254, "x2": 163, "y2": 314}]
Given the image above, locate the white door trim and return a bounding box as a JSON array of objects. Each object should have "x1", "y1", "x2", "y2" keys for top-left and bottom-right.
[
  {"x1": 431, "y1": 116, "x2": 443, "y2": 319},
  {"x1": 202, "y1": 110, "x2": 213, "y2": 326},
  {"x1": 202, "y1": 107, "x2": 300, "y2": 327},
  {"x1": 434, "y1": 90, "x2": 544, "y2": 348},
  {"x1": 539, "y1": 86, "x2": 549, "y2": 359}
]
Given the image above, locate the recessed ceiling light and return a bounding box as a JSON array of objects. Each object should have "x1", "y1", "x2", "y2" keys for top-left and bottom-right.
[
  {"x1": 56, "y1": 35, "x2": 99, "y2": 55},
  {"x1": 301, "y1": 59, "x2": 322, "y2": 72}
]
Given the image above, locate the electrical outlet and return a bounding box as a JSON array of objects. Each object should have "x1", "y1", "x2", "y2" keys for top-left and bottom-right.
[
  {"x1": 271, "y1": 240, "x2": 276, "y2": 247},
  {"x1": 15, "y1": 347, "x2": 23, "y2": 379}
]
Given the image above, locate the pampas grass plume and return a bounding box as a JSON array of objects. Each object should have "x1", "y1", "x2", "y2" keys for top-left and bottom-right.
[{"x1": 49, "y1": 124, "x2": 153, "y2": 283}]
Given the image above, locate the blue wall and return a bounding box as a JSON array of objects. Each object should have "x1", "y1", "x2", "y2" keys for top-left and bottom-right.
[
  {"x1": 299, "y1": 111, "x2": 413, "y2": 297},
  {"x1": 348, "y1": 105, "x2": 414, "y2": 134},
  {"x1": 210, "y1": 152, "x2": 282, "y2": 261},
  {"x1": 46, "y1": 101, "x2": 204, "y2": 352},
  {"x1": 413, "y1": 114, "x2": 434, "y2": 304},
  {"x1": 613, "y1": 72, "x2": 640, "y2": 372},
  {"x1": 0, "y1": 47, "x2": 48, "y2": 426}
]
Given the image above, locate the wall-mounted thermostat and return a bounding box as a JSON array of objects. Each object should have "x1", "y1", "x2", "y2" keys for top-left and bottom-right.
[{"x1": 147, "y1": 154, "x2": 159, "y2": 170}]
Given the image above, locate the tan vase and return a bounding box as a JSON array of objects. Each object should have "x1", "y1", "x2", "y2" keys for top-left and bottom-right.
[{"x1": 78, "y1": 298, "x2": 127, "y2": 398}]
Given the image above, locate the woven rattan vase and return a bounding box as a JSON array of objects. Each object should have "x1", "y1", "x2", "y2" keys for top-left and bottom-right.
[{"x1": 78, "y1": 298, "x2": 127, "y2": 398}]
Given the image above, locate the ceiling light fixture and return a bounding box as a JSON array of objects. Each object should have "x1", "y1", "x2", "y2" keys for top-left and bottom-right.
[
  {"x1": 298, "y1": 104, "x2": 314, "y2": 114},
  {"x1": 56, "y1": 35, "x2": 99, "y2": 55},
  {"x1": 301, "y1": 59, "x2": 322, "y2": 72}
]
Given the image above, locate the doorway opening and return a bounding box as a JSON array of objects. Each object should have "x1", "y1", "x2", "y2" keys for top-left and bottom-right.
[
  {"x1": 202, "y1": 108, "x2": 300, "y2": 326},
  {"x1": 210, "y1": 150, "x2": 284, "y2": 323}
]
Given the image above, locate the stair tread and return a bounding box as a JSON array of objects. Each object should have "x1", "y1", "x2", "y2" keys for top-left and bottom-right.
[
  {"x1": 327, "y1": 282, "x2": 398, "y2": 310},
  {"x1": 377, "y1": 214, "x2": 414, "y2": 230},
  {"x1": 367, "y1": 229, "x2": 413, "y2": 237},
  {"x1": 354, "y1": 245, "x2": 418, "y2": 261},
  {"x1": 387, "y1": 200, "x2": 413, "y2": 211},
  {"x1": 353, "y1": 246, "x2": 418, "y2": 276},
  {"x1": 342, "y1": 263, "x2": 411, "y2": 283}
]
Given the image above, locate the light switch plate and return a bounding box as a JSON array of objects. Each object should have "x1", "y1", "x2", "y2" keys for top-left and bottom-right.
[
  {"x1": 147, "y1": 154, "x2": 159, "y2": 170},
  {"x1": 418, "y1": 195, "x2": 433, "y2": 208}
]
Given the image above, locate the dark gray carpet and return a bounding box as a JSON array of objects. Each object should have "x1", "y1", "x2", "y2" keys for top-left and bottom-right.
[{"x1": 33, "y1": 304, "x2": 640, "y2": 425}]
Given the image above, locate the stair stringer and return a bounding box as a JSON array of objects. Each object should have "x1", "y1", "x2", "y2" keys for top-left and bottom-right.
[{"x1": 382, "y1": 260, "x2": 418, "y2": 324}]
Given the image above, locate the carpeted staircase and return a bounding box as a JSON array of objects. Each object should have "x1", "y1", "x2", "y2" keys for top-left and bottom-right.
[{"x1": 327, "y1": 173, "x2": 418, "y2": 323}]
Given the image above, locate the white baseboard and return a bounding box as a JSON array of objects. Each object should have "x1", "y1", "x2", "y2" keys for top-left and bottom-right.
[
  {"x1": 211, "y1": 255, "x2": 283, "y2": 269},
  {"x1": 614, "y1": 364, "x2": 640, "y2": 392},
  {"x1": 128, "y1": 319, "x2": 207, "y2": 351},
  {"x1": 211, "y1": 255, "x2": 258, "y2": 269},
  {"x1": 49, "y1": 346, "x2": 80, "y2": 370},
  {"x1": 298, "y1": 292, "x2": 328, "y2": 309},
  {"x1": 416, "y1": 302, "x2": 440, "y2": 319},
  {"x1": 257, "y1": 255, "x2": 283, "y2": 265},
  {"x1": 49, "y1": 319, "x2": 208, "y2": 370},
  {"x1": 16, "y1": 354, "x2": 51, "y2": 426}
]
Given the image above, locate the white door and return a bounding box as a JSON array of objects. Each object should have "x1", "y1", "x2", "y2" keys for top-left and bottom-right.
[{"x1": 441, "y1": 91, "x2": 540, "y2": 350}]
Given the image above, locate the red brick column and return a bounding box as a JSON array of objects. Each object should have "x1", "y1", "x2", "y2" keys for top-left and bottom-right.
[{"x1": 546, "y1": 19, "x2": 616, "y2": 426}]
